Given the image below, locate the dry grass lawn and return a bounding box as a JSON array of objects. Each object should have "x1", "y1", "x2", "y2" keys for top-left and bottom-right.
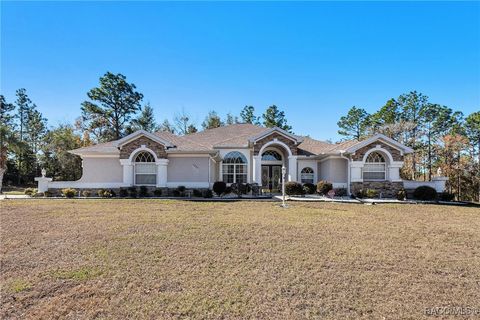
[{"x1": 1, "y1": 200, "x2": 479, "y2": 319}]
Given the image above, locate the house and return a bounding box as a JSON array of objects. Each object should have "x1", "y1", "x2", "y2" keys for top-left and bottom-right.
[{"x1": 36, "y1": 123, "x2": 448, "y2": 197}]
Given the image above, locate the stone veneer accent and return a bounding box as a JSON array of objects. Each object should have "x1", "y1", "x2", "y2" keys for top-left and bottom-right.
[
  {"x1": 352, "y1": 141, "x2": 403, "y2": 161},
  {"x1": 253, "y1": 132, "x2": 298, "y2": 156},
  {"x1": 119, "y1": 136, "x2": 167, "y2": 159},
  {"x1": 351, "y1": 181, "x2": 403, "y2": 198}
]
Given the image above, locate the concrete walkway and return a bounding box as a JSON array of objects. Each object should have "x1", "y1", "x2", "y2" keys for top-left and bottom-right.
[{"x1": 0, "y1": 194, "x2": 31, "y2": 200}]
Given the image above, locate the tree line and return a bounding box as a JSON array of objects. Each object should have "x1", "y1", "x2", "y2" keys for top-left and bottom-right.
[
  {"x1": 337, "y1": 91, "x2": 479, "y2": 201},
  {"x1": 0, "y1": 72, "x2": 292, "y2": 190},
  {"x1": 1, "y1": 72, "x2": 478, "y2": 201}
]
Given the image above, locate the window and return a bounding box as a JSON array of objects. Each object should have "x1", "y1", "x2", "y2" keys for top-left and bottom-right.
[
  {"x1": 301, "y1": 167, "x2": 314, "y2": 184},
  {"x1": 261, "y1": 150, "x2": 282, "y2": 161},
  {"x1": 363, "y1": 152, "x2": 386, "y2": 181},
  {"x1": 134, "y1": 151, "x2": 156, "y2": 185},
  {"x1": 222, "y1": 151, "x2": 247, "y2": 183}
]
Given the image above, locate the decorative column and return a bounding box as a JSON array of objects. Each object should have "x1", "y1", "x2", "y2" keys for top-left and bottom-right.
[
  {"x1": 120, "y1": 159, "x2": 134, "y2": 186},
  {"x1": 350, "y1": 161, "x2": 363, "y2": 182},
  {"x1": 288, "y1": 156, "x2": 297, "y2": 181},
  {"x1": 156, "y1": 159, "x2": 169, "y2": 187},
  {"x1": 35, "y1": 170, "x2": 52, "y2": 193},
  {"x1": 253, "y1": 155, "x2": 262, "y2": 184},
  {"x1": 388, "y1": 162, "x2": 403, "y2": 182}
]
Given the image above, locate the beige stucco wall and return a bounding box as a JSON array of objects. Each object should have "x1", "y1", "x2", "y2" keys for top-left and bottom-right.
[
  {"x1": 318, "y1": 158, "x2": 347, "y2": 183},
  {"x1": 167, "y1": 157, "x2": 210, "y2": 182},
  {"x1": 78, "y1": 157, "x2": 123, "y2": 183}
]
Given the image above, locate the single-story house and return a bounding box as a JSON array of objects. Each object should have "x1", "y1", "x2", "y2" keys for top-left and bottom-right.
[{"x1": 36, "y1": 123, "x2": 448, "y2": 197}]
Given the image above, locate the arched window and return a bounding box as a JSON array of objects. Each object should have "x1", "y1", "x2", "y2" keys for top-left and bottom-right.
[
  {"x1": 261, "y1": 150, "x2": 282, "y2": 161},
  {"x1": 134, "y1": 151, "x2": 156, "y2": 185},
  {"x1": 363, "y1": 152, "x2": 386, "y2": 181},
  {"x1": 300, "y1": 167, "x2": 314, "y2": 184},
  {"x1": 222, "y1": 151, "x2": 247, "y2": 183}
]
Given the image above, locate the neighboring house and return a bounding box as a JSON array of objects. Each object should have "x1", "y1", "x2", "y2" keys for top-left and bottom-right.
[{"x1": 36, "y1": 123, "x2": 447, "y2": 197}]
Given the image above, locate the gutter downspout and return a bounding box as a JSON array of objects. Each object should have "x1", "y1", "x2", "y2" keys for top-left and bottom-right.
[{"x1": 340, "y1": 152, "x2": 351, "y2": 196}]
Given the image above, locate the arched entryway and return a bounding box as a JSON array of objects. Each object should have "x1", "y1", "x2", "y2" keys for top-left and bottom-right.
[{"x1": 254, "y1": 140, "x2": 295, "y2": 191}]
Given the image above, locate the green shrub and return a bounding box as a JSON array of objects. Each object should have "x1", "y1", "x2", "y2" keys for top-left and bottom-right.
[
  {"x1": 177, "y1": 185, "x2": 186, "y2": 193},
  {"x1": 139, "y1": 186, "x2": 149, "y2": 197},
  {"x1": 413, "y1": 186, "x2": 437, "y2": 201},
  {"x1": 119, "y1": 188, "x2": 128, "y2": 198},
  {"x1": 62, "y1": 188, "x2": 76, "y2": 198},
  {"x1": 128, "y1": 187, "x2": 137, "y2": 198},
  {"x1": 44, "y1": 191, "x2": 53, "y2": 197},
  {"x1": 33, "y1": 192, "x2": 44, "y2": 198},
  {"x1": 203, "y1": 189, "x2": 213, "y2": 198},
  {"x1": 335, "y1": 188, "x2": 347, "y2": 197},
  {"x1": 224, "y1": 186, "x2": 233, "y2": 195},
  {"x1": 316, "y1": 180, "x2": 333, "y2": 195},
  {"x1": 153, "y1": 188, "x2": 162, "y2": 197},
  {"x1": 24, "y1": 188, "x2": 37, "y2": 196},
  {"x1": 397, "y1": 189, "x2": 407, "y2": 201},
  {"x1": 192, "y1": 189, "x2": 202, "y2": 197},
  {"x1": 302, "y1": 183, "x2": 316, "y2": 194},
  {"x1": 439, "y1": 192, "x2": 455, "y2": 202},
  {"x1": 285, "y1": 181, "x2": 304, "y2": 196},
  {"x1": 82, "y1": 190, "x2": 91, "y2": 197},
  {"x1": 213, "y1": 181, "x2": 226, "y2": 196},
  {"x1": 97, "y1": 189, "x2": 105, "y2": 197},
  {"x1": 365, "y1": 189, "x2": 378, "y2": 198},
  {"x1": 172, "y1": 189, "x2": 181, "y2": 197},
  {"x1": 101, "y1": 190, "x2": 113, "y2": 198},
  {"x1": 109, "y1": 189, "x2": 116, "y2": 197}
]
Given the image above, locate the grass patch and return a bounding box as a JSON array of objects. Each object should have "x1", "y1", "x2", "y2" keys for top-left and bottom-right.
[
  {"x1": 9, "y1": 279, "x2": 32, "y2": 293},
  {"x1": 52, "y1": 267, "x2": 102, "y2": 281},
  {"x1": 1, "y1": 200, "x2": 479, "y2": 319}
]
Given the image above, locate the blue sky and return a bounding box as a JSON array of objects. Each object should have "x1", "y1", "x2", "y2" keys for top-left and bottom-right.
[{"x1": 1, "y1": 1, "x2": 479, "y2": 141}]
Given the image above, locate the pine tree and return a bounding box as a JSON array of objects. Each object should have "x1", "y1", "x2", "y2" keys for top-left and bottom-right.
[
  {"x1": 240, "y1": 106, "x2": 260, "y2": 124},
  {"x1": 262, "y1": 105, "x2": 292, "y2": 132},
  {"x1": 337, "y1": 106, "x2": 370, "y2": 140}
]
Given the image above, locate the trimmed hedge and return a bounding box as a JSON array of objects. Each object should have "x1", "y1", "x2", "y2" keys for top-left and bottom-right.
[
  {"x1": 413, "y1": 186, "x2": 437, "y2": 201},
  {"x1": 62, "y1": 188, "x2": 76, "y2": 198},
  {"x1": 213, "y1": 181, "x2": 227, "y2": 196},
  {"x1": 303, "y1": 183, "x2": 316, "y2": 195},
  {"x1": 285, "y1": 181, "x2": 304, "y2": 196},
  {"x1": 317, "y1": 180, "x2": 333, "y2": 195}
]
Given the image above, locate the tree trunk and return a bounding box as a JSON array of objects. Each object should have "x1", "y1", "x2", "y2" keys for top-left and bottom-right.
[{"x1": 0, "y1": 167, "x2": 6, "y2": 193}]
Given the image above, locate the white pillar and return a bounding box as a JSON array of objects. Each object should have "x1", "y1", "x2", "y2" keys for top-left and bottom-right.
[
  {"x1": 350, "y1": 161, "x2": 363, "y2": 182},
  {"x1": 35, "y1": 176, "x2": 52, "y2": 192},
  {"x1": 388, "y1": 162, "x2": 403, "y2": 182},
  {"x1": 288, "y1": 156, "x2": 297, "y2": 181},
  {"x1": 432, "y1": 176, "x2": 448, "y2": 192},
  {"x1": 156, "y1": 159, "x2": 169, "y2": 187},
  {"x1": 253, "y1": 155, "x2": 262, "y2": 184},
  {"x1": 120, "y1": 159, "x2": 134, "y2": 186}
]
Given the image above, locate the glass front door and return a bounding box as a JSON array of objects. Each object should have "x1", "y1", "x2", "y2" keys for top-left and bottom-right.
[{"x1": 261, "y1": 165, "x2": 282, "y2": 191}]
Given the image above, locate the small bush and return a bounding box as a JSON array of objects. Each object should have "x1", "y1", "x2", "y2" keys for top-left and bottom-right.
[
  {"x1": 192, "y1": 189, "x2": 202, "y2": 197},
  {"x1": 364, "y1": 189, "x2": 378, "y2": 198},
  {"x1": 119, "y1": 188, "x2": 128, "y2": 198},
  {"x1": 128, "y1": 187, "x2": 137, "y2": 198},
  {"x1": 172, "y1": 189, "x2": 181, "y2": 197},
  {"x1": 33, "y1": 192, "x2": 44, "y2": 198},
  {"x1": 101, "y1": 190, "x2": 113, "y2": 198},
  {"x1": 203, "y1": 189, "x2": 213, "y2": 198},
  {"x1": 224, "y1": 186, "x2": 233, "y2": 195},
  {"x1": 413, "y1": 186, "x2": 437, "y2": 201},
  {"x1": 285, "y1": 181, "x2": 304, "y2": 196},
  {"x1": 153, "y1": 188, "x2": 162, "y2": 197},
  {"x1": 302, "y1": 183, "x2": 316, "y2": 195},
  {"x1": 97, "y1": 189, "x2": 105, "y2": 197},
  {"x1": 44, "y1": 191, "x2": 53, "y2": 197},
  {"x1": 82, "y1": 190, "x2": 91, "y2": 197},
  {"x1": 439, "y1": 192, "x2": 455, "y2": 202},
  {"x1": 109, "y1": 189, "x2": 116, "y2": 197},
  {"x1": 24, "y1": 188, "x2": 37, "y2": 196},
  {"x1": 213, "y1": 181, "x2": 227, "y2": 196},
  {"x1": 335, "y1": 188, "x2": 347, "y2": 197},
  {"x1": 354, "y1": 189, "x2": 365, "y2": 198},
  {"x1": 139, "y1": 186, "x2": 149, "y2": 197},
  {"x1": 397, "y1": 189, "x2": 407, "y2": 201},
  {"x1": 62, "y1": 188, "x2": 76, "y2": 198},
  {"x1": 317, "y1": 181, "x2": 333, "y2": 195},
  {"x1": 177, "y1": 185, "x2": 186, "y2": 193}
]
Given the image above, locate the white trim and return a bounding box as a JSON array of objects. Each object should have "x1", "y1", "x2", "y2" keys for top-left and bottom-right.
[
  {"x1": 81, "y1": 154, "x2": 120, "y2": 158},
  {"x1": 128, "y1": 146, "x2": 160, "y2": 163},
  {"x1": 362, "y1": 146, "x2": 394, "y2": 164},
  {"x1": 167, "y1": 153, "x2": 211, "y2": 158},
  {"x1": 318, "y1": 155, "x2": 343, "y2": 163},
  {"x1": 249, "y1": 127, "x2": 303, "y2": 144},
  {"x1": 258, "y1": 140, "x2": 293, "y2": 158},
  {"x1": 346, "y1": 133, "x2": 413, "y2": 154},
  {"x1": 166, "y1": 182, "x2": 210, "y2": 188},
  {"x1": 117, "y1": 130, "x2": 174, "y2": 148}
]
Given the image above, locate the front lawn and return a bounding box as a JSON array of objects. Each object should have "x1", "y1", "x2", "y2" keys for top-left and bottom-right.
[{"x1": 1, "y1": 200, "x2": 479, "y2": 319}]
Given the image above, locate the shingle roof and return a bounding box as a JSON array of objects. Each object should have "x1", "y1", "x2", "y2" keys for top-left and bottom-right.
[{"x1": 71, "y1": 123, "x2": 363, "y2": 156}]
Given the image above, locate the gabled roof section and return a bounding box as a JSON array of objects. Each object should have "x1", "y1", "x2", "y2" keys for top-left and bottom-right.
[
  {"x1": 248, "y1": 127, "x2": 303, "y2": 144},
  {"x1": 344, "y1": 133, "x2": 413, "y2": 154},
  {"x1": 116, "y1": 130, "x2": 174, "y2": 148}
]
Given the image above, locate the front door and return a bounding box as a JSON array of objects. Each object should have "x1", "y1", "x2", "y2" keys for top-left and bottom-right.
[{"x1": 261, "y1": 165, "x2": 282, "y2": 191}]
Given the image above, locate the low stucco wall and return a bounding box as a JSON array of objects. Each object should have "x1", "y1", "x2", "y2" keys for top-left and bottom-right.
[
  {"x1": 78, "y1": 157, "x2": 123, "y2": 183},
  {"x1": 167, "y1": 157, "x2": 210, "y2": 183}
]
